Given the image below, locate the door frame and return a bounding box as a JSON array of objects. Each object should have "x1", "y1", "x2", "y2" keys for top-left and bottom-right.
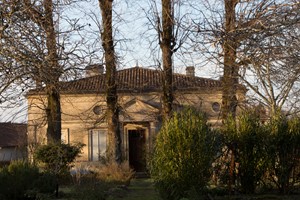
[{"x1": 123, "y1": 123, "x2": 150, "y2": 171}]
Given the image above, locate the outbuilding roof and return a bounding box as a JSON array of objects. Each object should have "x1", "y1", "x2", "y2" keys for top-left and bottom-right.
[{"x1": 0, "y1": 123, "x2": 27, "y2": 147}]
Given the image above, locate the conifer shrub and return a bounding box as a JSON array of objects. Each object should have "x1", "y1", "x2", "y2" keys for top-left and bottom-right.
[
  {"x1": 150, "y1": 108, "x2": 221, "y2": 200},
  {"x1": 223, "y1": 111, "x2": 270, "y2": 194},
  {"x1": 267, "y1": 115, "x2": 300, "y2": 194}
]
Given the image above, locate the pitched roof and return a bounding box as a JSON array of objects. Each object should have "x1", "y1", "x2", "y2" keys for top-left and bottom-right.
[
  {"x1": 56, "y1": 67, "x2": 222, "y2": 94},
  {"x1": 0, "y1": 123, "x2": 27, "y2": 147}
]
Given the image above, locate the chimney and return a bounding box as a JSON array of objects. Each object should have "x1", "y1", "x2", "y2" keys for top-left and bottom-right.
[
  {"x1": 186, "y1": 66, "x2": 195, "y2": 77},
  {"x1": 85, "y1": 64, "x2": 104, "y2": 77}
]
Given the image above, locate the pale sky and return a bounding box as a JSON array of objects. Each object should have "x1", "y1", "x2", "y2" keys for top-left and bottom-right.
[{"x1": 0, "y1": 0, "x2": 223, "y2": 123}]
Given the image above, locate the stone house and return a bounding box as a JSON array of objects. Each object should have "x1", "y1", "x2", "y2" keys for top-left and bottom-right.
[
  {"x1": 0, "y1": 122, "x2": 27, "y2": 165},
  {"x1": 27, "y1": 65, "x2": 246, "y2": 172}
]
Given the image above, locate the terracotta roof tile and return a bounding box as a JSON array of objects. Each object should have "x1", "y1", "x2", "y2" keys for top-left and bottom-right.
[{"x1": 56, "y1": 67, "x2": 222, "y2": 94}]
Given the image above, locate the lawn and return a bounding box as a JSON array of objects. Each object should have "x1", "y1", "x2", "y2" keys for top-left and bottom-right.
[
  {"x1": 58, "y1": 178, "x2": 300, "y2": 200},
  {"x1": 106, "y1": 179, "x2": 300, "y2": 200},
  {"x1": 107, "y1": 178, "x2": 161, "y2": 200}
]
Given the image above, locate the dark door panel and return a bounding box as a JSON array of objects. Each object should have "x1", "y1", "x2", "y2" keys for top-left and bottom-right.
[{"x1": 128, "y1": 129, "x2": 146, "y2": 172}]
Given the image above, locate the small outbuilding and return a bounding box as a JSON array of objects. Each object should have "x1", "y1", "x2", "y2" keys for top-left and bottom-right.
[{"x1": 0, "y1": 122, "x2": 27, "y2": 165}]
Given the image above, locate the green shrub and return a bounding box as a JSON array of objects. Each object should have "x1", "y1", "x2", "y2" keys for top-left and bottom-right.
[
  {"x1": 267, "y1": 115, "x2": 300, "y2": 194},
  {"x1": 0, "y1": 160, "x2": 56, "y2": 200},
  {"x1": 0, "y1": 161, "x2": 39, "y2": 199},
  {"x1": 33, "y1": 172, "x2": 57, "y2": 193},
  {"x1": 150, "y1": 108, "x2": 221, "y2": 200},
  {"x1": 34, "y1": 142, "x2": 84, "y2": 175},
  {"x1": 223, "y1": 111, "x2": 270, "y2": 194},
  {"x1": 34, "y1": 142, "x2": 84, "y2": 197}
]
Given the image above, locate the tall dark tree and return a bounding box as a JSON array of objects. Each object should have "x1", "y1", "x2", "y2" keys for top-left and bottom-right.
[
  {"x1": 222, "y1": 1, "x2": 239, "y2": 191},
  {"x1": 98, "y1": 0, "x2": 122, "y2": 163},
  {"x1": 24, "y1": 0, "x2": 61, "y2": 142},
  {"x1": 191, "y1": 0, "x2": 299, "y2": 119},
  {"x1": 190, "y1": 0, "x2": 300, "y2": 192},
  {"x1": 222, "y1": 0, "x2": 238, "y2": 121},
  {"x1": 1, "y1": 0, "x2": 89, "y2": 140},
  {"x1": 0, "y1": 0, "x2": 61, "y2": 142},
  {"x1": 160, "y1": 0, "x2": 175, "y2": 120}
]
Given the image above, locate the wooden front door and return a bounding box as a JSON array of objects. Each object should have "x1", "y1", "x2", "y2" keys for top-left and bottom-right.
[{"x1": 128, "y1": 129, "x2": 146, "y2": 172}]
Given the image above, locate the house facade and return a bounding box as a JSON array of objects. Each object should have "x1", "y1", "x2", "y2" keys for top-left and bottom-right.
[
  {"x1": 27, "y1": 65, "x2": 246, "y2": 171},
  {"x1": 0, "y1": 123, "x2": 27, "y2": 165}
]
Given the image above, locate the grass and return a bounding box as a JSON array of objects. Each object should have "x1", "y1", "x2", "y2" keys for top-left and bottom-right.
[
  {"x1": 212, "y1": 194, "x2": 300, "y2": 200},
  {"x1": 56, "y1": 179, "x2": 300, "y2": 200},
  {"x1": 107, "y1": 178, "x2": 161, "y2": 200}
]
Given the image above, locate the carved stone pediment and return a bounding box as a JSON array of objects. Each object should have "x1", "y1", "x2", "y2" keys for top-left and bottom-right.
[{"x1": 120, "y1": 99, "x2": 160, "y2": 122}]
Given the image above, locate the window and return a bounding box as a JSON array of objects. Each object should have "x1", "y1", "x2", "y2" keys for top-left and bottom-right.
[
  {"x1": 61, "y1": 128, "x2": 70, "y2": 144},
  {"x1": 212, "y1": 102, "x2": 221, "y2": 112},
  {"x1": 88, "y1": 129, "x2": 107, "y2": 161},
  {"x1": 93, "y1": 105, "x2": 102, "y2": 115}
]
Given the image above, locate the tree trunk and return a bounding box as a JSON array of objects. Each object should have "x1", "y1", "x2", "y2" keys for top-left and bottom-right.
[
  {"x1": 99, "y1": 0, "x2": 122, "y2": 164},
  {"x1": 161, "y1": 0, "x2": 174, "y2": 120},
  {"x1": 43, "y1": 0, "x2": 61, "y2": 143},
  {"x1": 222, "y1": 0, "x2": 239, "y2": 121},
  {"x1": 24, "y1": 0, "x2": 62, "y2": 142},
  {"x1": 222, "y1": 0, "x2": 239, "y2": 194},
  {"x1": 46, "y1": 84, "x2": 61, "y2": 142}
]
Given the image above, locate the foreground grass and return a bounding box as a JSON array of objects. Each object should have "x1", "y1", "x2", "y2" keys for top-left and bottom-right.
[
  {"x1": 58, "y1": 179, "x2": 300, "y2": 200},
  {"x1": 107, "y1": 178, "x2": 161, "y2": 200},
  {"x1": 212, "y1": 194, "x2": 300, "y2": 200}
]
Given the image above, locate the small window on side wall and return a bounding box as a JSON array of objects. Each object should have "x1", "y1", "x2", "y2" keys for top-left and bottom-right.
[
  {"x1": 93, "y1": 105, "x2": 102, "y2": 115},
  {"x1": 212, "y1": 102, "x2": 221, "y2": 112},
  {"x1": 61, "y1": 128, "x2": 70, "y2": 144}
]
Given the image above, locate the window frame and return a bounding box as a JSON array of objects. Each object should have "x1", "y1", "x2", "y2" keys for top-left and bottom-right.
[
  {"x1": 61, "y1": 128, "x2": 70, "y2": 144},
  {"x1": 88, "y1": 129, "x2": 107, "y2": 161}
]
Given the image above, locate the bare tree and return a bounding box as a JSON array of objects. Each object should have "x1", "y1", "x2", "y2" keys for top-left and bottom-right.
[
  {"x1": 98, "y1": 0, "x2": 122, "y2": 163},
  {"x1": 189, "y1": 0, "x2": 299, "y2": 118},
  {"x1": 222, "y1": 0, "x2": 239, "y2": 120},
  {"x1": 239, "y1": 1, "x2": 300, "y2": 118},
  {"x1": 0, "y1": 1, "x2": 27, "y2": 112},
  {"x1": 189, "y1": 0, "x2": 300, "y2": 193},
  {"x1": 141, "y1": 0, "x2": 191, "y2": 120},
  {"x1": 0, "y1": 0, "x2": 90, "y2": 141},
  {"x1": 160, "y1": 0, "x2": 175, "y2": 120},
  {"x1": 23, "y1": 0, "x2": 61, "y2": 142}
]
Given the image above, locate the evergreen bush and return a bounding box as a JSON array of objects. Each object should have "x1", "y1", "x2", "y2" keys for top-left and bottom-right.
[
  {"x1": 34, "y1": 142, "x2": 84, "y2": 176},
  {"x1": 223, "y1": 111, "x2": 270, "y2": 194},
  {"x1": 0, "y1": 160, "x2": 56, "y2": 200},
  {"x1": 150, "y1": 108, "x2": 221, "y2": 200},
  {"x1": 34, "y1": 142, "x2": 84, "y2": 197},
  {"x1": 267, "y1": 115, "x2": 300, "y2": 194}
]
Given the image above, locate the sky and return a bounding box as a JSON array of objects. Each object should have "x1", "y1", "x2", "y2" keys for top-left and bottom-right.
[
  {"x1": 3, "y1": 0, "x2": 298, "y2": 123},
  {"x1": 0, "y1": 0, "x2": 223, "y2": 123},
  {"x1": 73, "y1": 0, "x2": 222, "y2": 77}
]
